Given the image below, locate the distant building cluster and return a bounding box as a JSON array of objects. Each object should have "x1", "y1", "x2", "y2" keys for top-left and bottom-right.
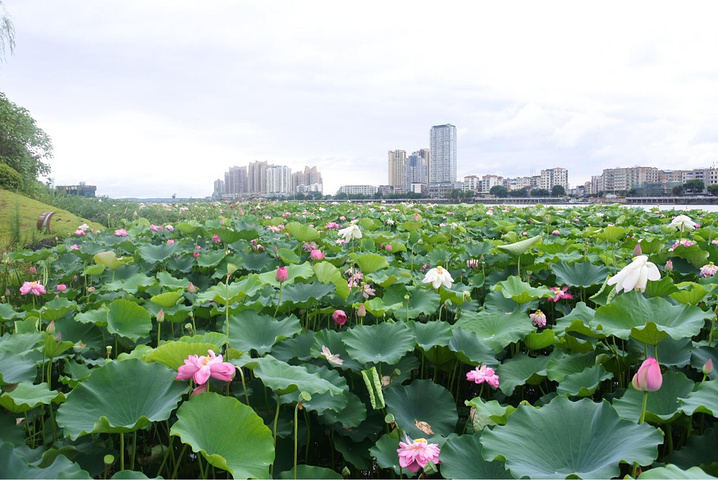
[
  {"x1": 213, "y1": 163, "x2": 323, "y2": 200},
  {"x1": 56, "y1": 182, "x2": 97, "y2": 197},
  {"x1": 585, "y1": 167, "x2": 718, "y2": 196},
  {"x1": 461, "y1": 168, "x2": 569, "y2": 195}
]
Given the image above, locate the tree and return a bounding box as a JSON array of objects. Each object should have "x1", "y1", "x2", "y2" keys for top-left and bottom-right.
[
  {"x1": 672, "y1": 185, "x2": 685, "y2": 196},
  {"x1": 683, "y1": 179, "x2": 704, "y2": 194},
  {"x1": 551, "y1": 185, "x2": 566, "y2": 196},
  {"x1": 707, "y1": 184, "x2": 718, "y2": 196},
  {"x1": 531, "y1": 188, "x2": 550, "y2": 197},
  {"x1": 489, "y1": 185, "x2": 508, "y2": 198},
  {"x1": 0, "y1": 93, "x2": 53, "y2": 191},
  {"x1": 508, "y1": 188, "x2": 528, "y2": 197},
  {"x1": 0, "y1": 1, "x2": 14, "y2": 61}
]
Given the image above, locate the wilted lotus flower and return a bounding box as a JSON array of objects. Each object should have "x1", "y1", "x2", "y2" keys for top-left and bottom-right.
[
  {"x1": 422, "y1": 266, "x2": 454, "y2": 290},
  {"x1": 530, "y1": 310, "x2": 547, "y2": 328},
  {"x1": 396, "y1": 436, "x2": 441, "y2": 473},
  {"x1": 669, "y1": 214, "x2": 697, "y2": 231},
  {"x1": 320, "y1": 345, "x2": 344, "y2": 366},
  {"x1": 607, "y1": 255, "x2": 660, "y2": 293},
  {"x1": 632, "y1": 357, "x2": 662, "y2": 392}
]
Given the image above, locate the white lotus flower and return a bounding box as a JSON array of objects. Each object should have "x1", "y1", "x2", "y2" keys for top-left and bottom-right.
[
  {"x1": 669, "y1": 214, "x2": 697, "y2": 231},
  {"x1": 338, "y1": 224, "x2": 362, "y2": 241},
  {"x1": 422, "y1": 266, "x2": 454, "y2": 290},
  {"x1": 607, "y1": 255, "x2": 660, "y2": 293}
]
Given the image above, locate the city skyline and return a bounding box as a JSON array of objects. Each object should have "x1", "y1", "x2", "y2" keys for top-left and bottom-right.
[{"x1": 2, "y1": 2, "x2": 718, "y2": 198}]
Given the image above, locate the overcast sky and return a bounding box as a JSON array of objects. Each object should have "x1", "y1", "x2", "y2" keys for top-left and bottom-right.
[{"x1": 2, "y1": 1, "x2": 718, "y2": 198}]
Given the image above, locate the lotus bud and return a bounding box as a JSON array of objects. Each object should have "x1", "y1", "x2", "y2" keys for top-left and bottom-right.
[
  {"x1": 46, "y1": 320, "x2": 56, "y2": 334},
  {"x1": 632, "y1": 357, "x2": 662, "y2": 392},
  {"x1": 332, "y1": 310, "x2": 347, "y2": 326},
  {"x1": 157, "y1": 309, "x2": 165, "y2": 323},
  {"x1": 188, "y1": 282, "x2": 197, "y2": 294},
  {"x1": 276, "y1": 266, "x2": 289, "y2": 283},
  {"x1": 342, "y1": 467, "x2": 351, "y2": 477},
  {"x1": 665, "y1": 260, "x2": 673, "y2": 272},
  {"x1": 357, "y1": 303, "x2": 367, "y2": 318},
  {"x1": 633, "y1": 241, "x2": 642, "y2": 256},
  {"x1": 703, "y1": 358, "x2": 713, "y2": 376},
  {"x1": 106, "y1": 345, "x2": 112, "y2": 358}
]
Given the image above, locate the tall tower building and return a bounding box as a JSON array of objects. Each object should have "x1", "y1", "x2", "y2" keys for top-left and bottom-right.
[
  {"x1": 266, "y1": 165, "x2": 292, "y2": 195},
  {"x1": 388, "y1": 150, "x2": 407, "y2": 191},
  {"x1": 429, "y1": 124, "x2": 457, "y2": 185},
  {"x1": 247, "y1": 161, "x2": 268, "y2": 194},
  {"x1": 224, "y1": 166, "x2": 247, "y2": 197}
]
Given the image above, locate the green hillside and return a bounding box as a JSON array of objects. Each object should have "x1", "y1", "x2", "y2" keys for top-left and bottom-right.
[{"x1": 0, "y1": 189, "x2": 104, "y2": 251}]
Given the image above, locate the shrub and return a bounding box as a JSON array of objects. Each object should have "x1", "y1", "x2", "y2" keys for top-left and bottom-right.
[{"x1": 0, "y1": 162, "x2": 22, "y2": 189}]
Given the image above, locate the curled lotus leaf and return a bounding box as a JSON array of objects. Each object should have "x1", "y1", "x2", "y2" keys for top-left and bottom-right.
[{"x1": 497, "y1": 235, "x2": 541, "y2": 256}]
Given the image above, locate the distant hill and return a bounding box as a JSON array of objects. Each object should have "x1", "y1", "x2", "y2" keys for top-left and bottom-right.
[{"x1": 0, "y1": 189, "x2": 104, "y2": 251}]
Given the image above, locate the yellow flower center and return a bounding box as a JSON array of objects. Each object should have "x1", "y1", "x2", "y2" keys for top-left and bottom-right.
[{"x1": 436, "y1": 266, "x2": 444, "y2": 274}]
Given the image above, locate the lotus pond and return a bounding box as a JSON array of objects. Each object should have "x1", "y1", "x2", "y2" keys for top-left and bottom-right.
[{"x1": 1, "y1": 201, "x2": 717, "y2": 479}]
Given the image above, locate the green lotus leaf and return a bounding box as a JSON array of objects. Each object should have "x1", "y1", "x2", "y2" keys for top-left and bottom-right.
[
  {"x1": 253, "y1": 355, "x2": 344, "y2": 396},
  {"x1": 497, "y1": 352, "x2": 550, "y2": 396},
  {"x1": 493, "y1": 276, "x2": 552, "y2": 303},
  {"x1": 670, "y1": 282, "x2": 710, "y2": 305},
  {"x1": 613, "y1": 370, "x2": 695, "y2": 423},
  {"x1": 0, "y1": 442, "x2": 91, "y2": 479},
  {"x1": 74, "y1": 306, "x2": 108, "y2": 327},
  {"x1": 106, "y1": 298, "x2": 152, "y2": 341},
  {"x1": 678, "y1": 379, "x2": 718, "y2": 417},
  {"x1": 408, "y1": 320, "x2": 452, "y2": 351},
  {"x1": 0, "y1": 303, "x2": 24, "y2": 322},
  {"x1": 93, "y1": 251, "x2": 125, "y2": 270},
  {"x1": 465, "y1": 397, "x2": 516, "y2": 430},
  {"x1": 281, "y1": 283, "x2": 335, "y2": 305},
  {"x1": 639, "y1": 465, "x2": 716, "y2": 479},
  {"x1": 42, "y1": 333, "x2": 75, "y2": 358},
  {"x1": 481, "y1": 396, "x2": 663, "y2": 479},
  {"x1": 597, "y1": 225, "x2": 626, "y2": 243},
  {"x1": 156, "y1": 271, "x2": 190, "y2": 289},
  {"x1": 170, "y1": 392, "x2": 274, "y2": 479},
  {"x1": 228, "y1": 311, "x2": 301, "y2": 355},
  {"x1": 343, "y1": 322, "x2": 415, "y2": 366},
  {"x1": 556, "y1": 364, "x2": 612, "y2": 397},
  {"x1": 546, "y1": 351, "x2": 597, "y2": 382},
  {"x1": 0, "y1": 332, "x2": 43, "y2": 355},
  {"x1": 146, "y1": 341, "x2": 220, "y2": 370},
  {"x1": 40, "y1": 297, "x2": 77, "y2": 322},
  {"x1": 56, "y1": 359, "x2": 186, "y2": 440},
  {"x1": 354, "y1": 253, "x2": 389, "y2": 274},
  {"x1": 455, "y1": 310, "x2": 535, "y2": 353},
  {"x1": 196, "y1": 250, "x2": 226, "y2": 268},
  {"x1": 0, "y1": 351, "x2": 36, "y2": 386},
  {"x1": 82, "y1": 264, "x2": 106, "y2": 276},
  {"x1": 272, "y1": 331, "x2": 315, "y2": 363},
  {"x1": 665, "y1": 428, "x2": 718, "y2": 476},
  {"x1": 552, "y1": 261, "x2": 608, "y2": 287},
  {"x1": 0, "y1": 382, "x2": 65, "y2": 413},
  {"x1": 554, "y1": 302, "x2": 604, "y2": 338},
  {"x1": 523, "y1": 329, "x2": 557, "y2": 350},
  {"x1": 179, "y1": 332, "x2": 229, "y2": 351},
  {"x1": 281, "y1": 366, "x2": 349, "y2": 413},
  {"x1": 103, "y1": 273, "x2": 157, "y2": 294},
  {"x1": 197, "y1": 275, "x2": 262, "y2": 305},
  {"x1": 670, "y1": 244, "x2": 710, "y2": 268},
  {"x1": 448, "y1": 328, "x2": 498, "y2": 366},
  {"x1": 150, "y1": 290, "x2": 184, "y2": 308},
  {"x1": 319, "y1": 391, "x2": 367, "y2": 428},
  {"x1": 278, "y1": 465, "x2": 342, "y2": 479},
  {"x1": 497, "y1": 235, "x2": 541, "y2": 256},
  {"x1": 368, "y1": 431, "x2": 402, "y2": 475},
  {"x1": 136, "y1": 243, "x2": 178, "y2": 264},
  {"x1": 384, "y1": 379, "x2": 458, "y2": 441},
  {"x1": 440, "y1": 433, "x2": 512, "y2": 479},
  {"x1": 592, "y1": 291, "x2": 711, "y2": 344},
  {"x1": 284, "y1": 221, "x2": 320, "y2": 242},
  {"x1": 111, "y1": 471, "x2": 152, "y2": 479},
  {"x1": 313, "y1": 261, "x2": 351, "y2": 300}
]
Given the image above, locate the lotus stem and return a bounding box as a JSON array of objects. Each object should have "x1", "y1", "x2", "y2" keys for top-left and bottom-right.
[
  {"x1": 294, "y1": 403, "x2": 299, "y2": 480},
  {"x1": 171, "y1": 443, "x2": 189, "y2": 479},
  {"x1": 119, "y1": 433, "x2": 125, "y2": 471},
  {"x1": 638, "y1": 391, "x2": 648, "y2": 424},
  {"x1": 238, "y1": 367, "x2": 249, "y2": 405},
  {"x1": 130, "y1": 431, "x2": 137, "y2": 470},
  {"x1": 271, "y1": 393, "x2": 281, "y2": 475}
]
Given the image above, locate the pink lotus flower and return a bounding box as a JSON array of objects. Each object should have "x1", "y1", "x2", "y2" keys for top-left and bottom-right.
[
  {"x1": 150, "y1": 224, "x2": 162, "y2": 232},
  {"x1": 362, "y1": 284, "x2": 376, "y2": 299},
  {"x1": 325, "y1": 222, "x2": 340, "y2": 229},
  {"x1": 669, "y1": 239, "x2": 695, "y2": 251},
  {"x1": 320, "y1": 345, "x2": 344, "y2": 366},
  {"x1": 665, "y1": 260, "x2": 674, "y2": 271},
  {"x1": 193, "y1": 252, "x2": 200, "y2": 258},
  {"x1": 310, "y1": 249, "x2": 325, "y2": 261},
  {"x1": 357, "y1": 303, "x2": 367, "y2": 317},
  {"x1": 632, "y1": 357, "x2": 662, "y2": 392},
  {"x1": 56, "y1": 284, "x2": 67, "y2": 293},
  {"x1": 551, "y1": 230, "x2": 561, "y2": 235},
  {"x1": 175, "y1": 350, "x2": 235, "y2": 385},
  {"x1": 700, "y1": 263, "x2": 718, "y2": 277},
  {"x1": 385, "y1": 244, "x2": 393, "y2": 252},
  {"x1": 548, "y1": 286, "x2": 573, "y2": 302},
  {"x1": 530, "y1": 310, "x2": 547, "y2": 328},
  {"x1": 397, "y1": 435, "x2": 441, "y2": 473},
  {"x1": 74, "y1": 229, "x2": 86, "y2": 236},
  {"x1": 332, "y1": 310, "x2": 347, "y2": 326},
  {"x1": 212, "y1": 234, "x2": 221, "y2": 243},
  {"x1": 70, "y1": 244, "x2": 80, "y2": 251},
  {"x1": 29, "y1": 267, "x2": 37, "y2": 274},
  {"x1": 114, "y1": 229, "x2": 128, "y2": 237},
  {"x1": 167, "y1": 239, "x2": 174, "y2": 245},
  {"x1": 276, "y1": 266, "x2": 289, "y2": 283},
  {"x1": 165, "y1": 225, "x2": 174, "y2": 231},
  {"x1": 466, "y1": 364, "x2": 500, "y2": 387},
  {"x1": 20, "y1": 281, "x2": 46, "y2": 296}
]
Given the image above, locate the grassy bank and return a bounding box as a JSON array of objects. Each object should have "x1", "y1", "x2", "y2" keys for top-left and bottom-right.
[{"x1": 0, "y1": 188, "x2": 103, "y2": 251}]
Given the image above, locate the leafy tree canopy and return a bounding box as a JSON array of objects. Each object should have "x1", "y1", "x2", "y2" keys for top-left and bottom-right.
[
  {"x1": 0, "y1": 92, "x2": 53, "y2": 190},
  {"x1": 551, "y1": 184, "x2": 566, "y2": 196},
  {"x1": 489, "y1": 185, "x2": 508, "y2": 198}
]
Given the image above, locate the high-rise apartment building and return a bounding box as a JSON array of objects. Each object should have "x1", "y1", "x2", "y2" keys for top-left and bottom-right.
[
  {"x1": 388, "y1": 150, "x2": 407, "y2": 191},
  {"x1": 601, "y1": 167, "x2": 658, "y2": 193},
  {"x1": 247, "y1": 161, "x2": 268, "y2": 194},
  {"x1": 429, "y1": 124, "x2": 457, "y2": 185},
  {"x1": 292, "y1": 166, "x2": 324, "y2": 194},
  {"x1": 539, "y1": 168, "x2": 569, "y2": 192},
  {"x1": 224, "y1": 166, "x2": 248, "y2": 197},
  {"x1": 402, "y1": 153, "x2": 429, "y2": 193},
  {"x1": 212, "y1": 179, "x2": 224, "y2": 200},
  {"x1": 266, "y1": 165, "x2": 292, "y2": 195}
]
